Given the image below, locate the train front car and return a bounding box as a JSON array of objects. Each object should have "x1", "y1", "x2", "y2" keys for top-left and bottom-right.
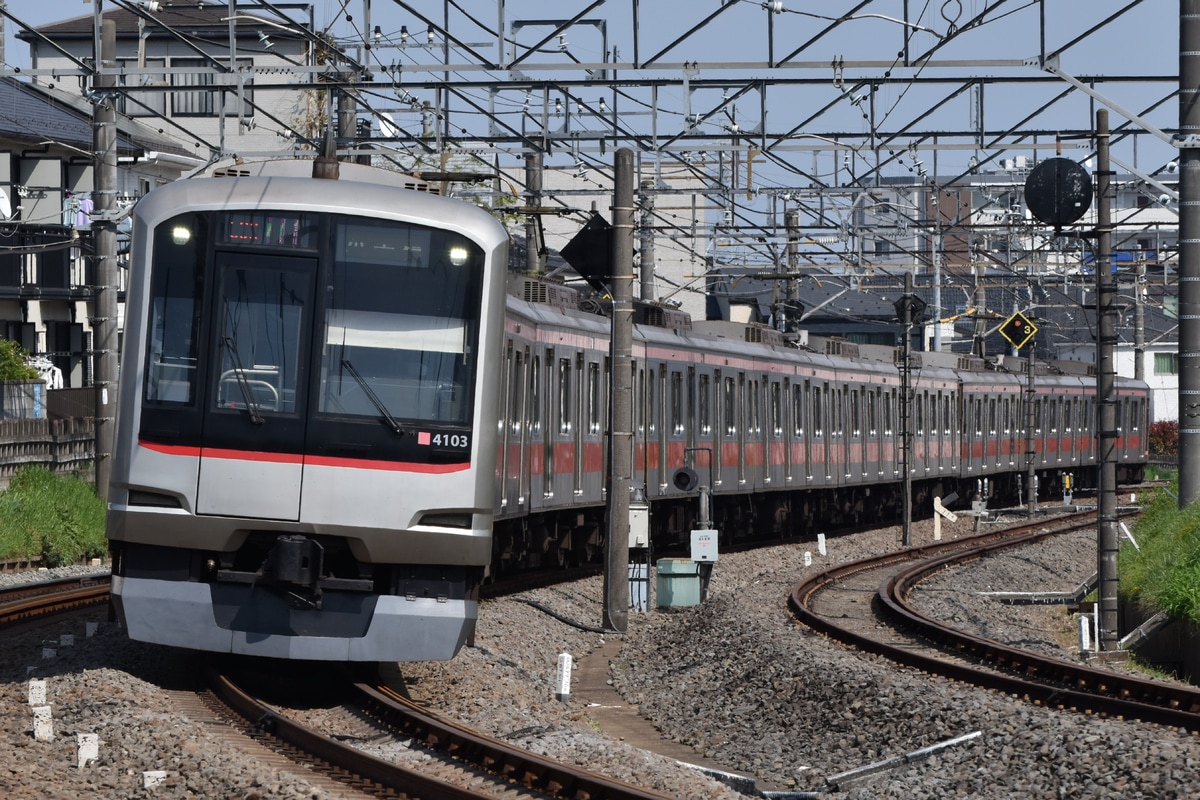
[{"x1": 107, "y1": 162, "x2": 509, "y2": 661}]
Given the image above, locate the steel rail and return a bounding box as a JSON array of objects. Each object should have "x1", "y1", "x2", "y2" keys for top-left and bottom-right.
[
  {"x1": 0, "y1": 574, "x2": 110, "y2": 627},
  {"x1": 206, "y1": 667, "x2": 672, "y2": 800},
  {"x1": 791, "y1": 513, "x2": 1200, "y2": 732}
]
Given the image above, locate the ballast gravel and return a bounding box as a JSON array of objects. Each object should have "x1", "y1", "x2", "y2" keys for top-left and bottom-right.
[{"x1": 3, "y1": 511, "x2": 1200, "y2": 799}]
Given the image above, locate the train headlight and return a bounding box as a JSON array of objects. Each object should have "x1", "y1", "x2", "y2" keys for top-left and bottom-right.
[
  {"x1": 171, "y1": 225, "x2": 192, "y2": 245},
  {"x1": 448, "y1": 246, "x2": 469, "y2": 266}
]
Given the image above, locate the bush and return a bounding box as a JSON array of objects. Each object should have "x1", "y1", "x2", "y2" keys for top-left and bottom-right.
[
  {"x1": 0, "y1": 467, "x2": 106, "y2": 566},
  {"x1": 1149, "y1": 420, "x2": 1179, "y2": 457}
]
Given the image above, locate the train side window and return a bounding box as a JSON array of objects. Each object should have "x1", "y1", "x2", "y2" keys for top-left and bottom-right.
[
  {"x1": 635, "y1": 365, "x2": 644, "y2": 436},
  {"x1": 915, "y1": 393, "x2": 925, "y2": 435},
  {"x1": 724, "y1": 376, "x2": 737, "y2": 436},
  {"x1": 771, "y1": 381, "x2": 783, "y2": 437},
  {"x1": 792, "y1": 383, "x2": 804, "y2": 437},
  {"x1": 687, "y1": 367, "x2": 696, "y2": 439},
  {"x1": 588, "y1": 362, "x2": 601, "y2": 435},
  {"x1": 528, "y1": 354, "x2": 541, "y2": 436},
  {"x1": 747, "y1": 378, "x2": 760, "y2": 435},
  {"x1": 989, "y1": 399, "x2": 997, "y2": 436},
  {"x1": 973, "y1": 396, "x2": 982, "y2": 436},
  {"x1": 813, "y1": 386, "x2": 823, "y2": 436},
  {"x1": 647, "y1": 367, "x2": 658, "y2": 437},
  {"x1": 942, "y1": 395, "x2": 951, "y2": 435},
  {"x1": 558, "y1": 357, "x2": 572, "y2": 435},
  {"x1": 885, "y1": 389, "x2": 894, "y2": 435},
  {"x1": 699, "y1": 373, "x2": 711, "y2": 435},
  {"x1": 671, "y1": 371, "x2": 684, "y2": 436},
  {"x1": 505, "y1": 343, "x2": 520, "y2": 436}
]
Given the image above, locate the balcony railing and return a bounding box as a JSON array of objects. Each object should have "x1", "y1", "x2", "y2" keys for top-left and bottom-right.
[{"x1": 0, "y1": 226, "x2": 127, "y2": 299}]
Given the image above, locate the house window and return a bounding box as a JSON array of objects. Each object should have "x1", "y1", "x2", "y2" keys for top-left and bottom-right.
[
  {"x1": 172, "y1": 58, "x2": 254, "y2": 117},
  {"x1": 1154, "y1": 352, "x2": 1179, "y2": 375},
  {"x1": 118, "y1": 58, "x2": 168, "y2": 117}
]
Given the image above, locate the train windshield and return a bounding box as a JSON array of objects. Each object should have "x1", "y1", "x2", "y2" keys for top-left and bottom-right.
[
  {"x1": 139, "y1": 209, "x2": 487, "y2": 463},
  {"x1": 319, "y1": 218, "x2": 483, "y2": 426}
]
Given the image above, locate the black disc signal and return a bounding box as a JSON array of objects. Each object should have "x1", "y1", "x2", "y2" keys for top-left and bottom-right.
[
  {"x1": 1024, "y1": 157, "x2": 1093, "y2": 228},
  {"x1": 999, "y1": 311, "x2": 1038, "y2": 349}
]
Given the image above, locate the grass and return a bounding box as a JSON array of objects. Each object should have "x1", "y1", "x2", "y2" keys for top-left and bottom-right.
[
  {"x1": 0, "y1": 466, "x2": 106, "y2": 567},
  {"x1": 1120, "y1": 479, "x2": 1200, "y2": 626},
  {"x1": 1145, "y1": 464, "x2": 1178, "y2": 483}
]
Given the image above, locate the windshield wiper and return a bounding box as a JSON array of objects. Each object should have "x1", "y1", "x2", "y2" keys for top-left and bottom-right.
[
  {"x1": 221, "y1": 336, "x2": 265, "y2": 425},
  {"x1": 340, "y1": 359, "x2": 404, "y2": 436}
]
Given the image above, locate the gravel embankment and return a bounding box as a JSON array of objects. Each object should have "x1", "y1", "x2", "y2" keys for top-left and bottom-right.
[{"x1": 3, "y1": 512, "x2": 1199, "y2": 799}]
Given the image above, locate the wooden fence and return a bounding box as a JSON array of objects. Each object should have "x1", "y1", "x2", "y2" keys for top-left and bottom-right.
[{"x1": 0, "y1": 416, "x2": 95, "y2": 486}]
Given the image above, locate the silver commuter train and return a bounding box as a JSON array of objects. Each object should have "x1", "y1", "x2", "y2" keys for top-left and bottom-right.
[
  {"x1": 107, "y1": 159, "x2": 509, "y2": 661},
  {"x1": 490, "y1": 274, "x2": 1150, "y2": 571},
  {"x1": 108, "y1": 158, "x2": 1151, "y2": 661}
]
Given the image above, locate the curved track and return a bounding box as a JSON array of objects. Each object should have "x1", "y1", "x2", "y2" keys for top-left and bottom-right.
[
  {"x1": 792, "y1": 513, "x2": 1200, "y2": 731},
  {"x1": 202, "y1": 666, "x2": 673, "y2": 800}
]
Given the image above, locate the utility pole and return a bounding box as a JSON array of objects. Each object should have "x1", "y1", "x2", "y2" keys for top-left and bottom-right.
[
  {"x1": 92, "y1": 19, "x2": 118, "y2": 501},
  {"x1": 604, "y1": 148, "x2": 634, "y2": 633},
  {"x1": 639, "y1": 178, "x2": 655, "y2": 301},
  {"x1": 1134, "y1": 260, "x2": 1145, "y2": 382},
  {"x1": 972, "y1": 265, "x2": 987, "y2": 359},
  {"x1": 784, "y1": 208, "x2": 801, "y2": 333},
  {"x1": 1025, "y1": 353, "x2": 1037, "y2": 516},
  {"x1": 525, "y1": 151, "x2": 543, "y2": 274},
  {"x1": 1096, "y1": 109, "x2": 1120, "y2": 653},
  {"x1": 900, "y1": 271, "x2": 914, "y2": 546},
  {"x1": 1181, "y1": 0, "x2": 1200, "y2": 507}
]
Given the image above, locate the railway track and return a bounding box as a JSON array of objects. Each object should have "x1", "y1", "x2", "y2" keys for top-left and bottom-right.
[
  {"x1": 0, "y1": 574, "x2": 671, "y2": 799},
  {"x1": 202, "y1": 663, "x2": 675, "y2": 800},
  {"x1": 792, "y1": 511, "x2": 1200, "y2": 731},
  {"x1": 0, "y1": 573, "x2": 109, "y2": 627}
]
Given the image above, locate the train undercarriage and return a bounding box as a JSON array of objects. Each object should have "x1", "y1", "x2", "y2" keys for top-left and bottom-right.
[{"x1": 488, "y1": 462, "x2": 1143, "y2": 576}]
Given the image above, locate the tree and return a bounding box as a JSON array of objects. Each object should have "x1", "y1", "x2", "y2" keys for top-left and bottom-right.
[{"x1": 0, "y1": 340, "x2": 40, "y2": 381}]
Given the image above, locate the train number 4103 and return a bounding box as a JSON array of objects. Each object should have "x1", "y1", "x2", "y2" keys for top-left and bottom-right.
[{"x1": 430, "y1": 433, "x2": 470, "y2": 449}]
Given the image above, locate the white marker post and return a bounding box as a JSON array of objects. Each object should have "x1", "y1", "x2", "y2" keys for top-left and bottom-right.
[
  {"x1": 77, "y1": 733, "x2": 99, "y2": 768},
  {"x1": 817, "y1": 533, "x2": 827, "y2": 556},
  {"x1": 32, "y1": 706, "x2": 53, "y2": 742},
  {"x1": 28, "y1": 679, "x2": 46, "y2": 707},
  {"x1": 555, "y1": 653, "x2": 573, "y2": 703}
]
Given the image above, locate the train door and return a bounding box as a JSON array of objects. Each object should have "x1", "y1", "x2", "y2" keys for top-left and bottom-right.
[
  {"x1": 525, "y1": 352, "x2": 540, "y2": 510},
  {"x1": 729, "y1": 371, "x2": 739, "y2": 484},
  {"x1": 196, "y1": 252, "x2": 315, "y2": 520},
  {"x1": 771, "y1": 379, "x2": 785, "y2": 486},
  {"x1": 847, "y1": 386, "x2": 864, "y2": 481},
  {"x1": 698, "y1": 370, "x2": 713, "y2": 482},
  {"x1": 745, "y1": 376, "x2": 757, "y2": 487},
  {"x1": 912, "y1": 390, "x2": 925, "y2": 475},
  {"x1": 669, "y1": 368, "x2": 685, "y2": 482},
  {"x1": 869, "y1": 387, "x2": 883, "y2": 478},
  {"x1": 784, "y1": 379, "x2": 797, "y2": 484},
  {"x1": 574, "y1": 352, "x2": 585, "y2": 496},
  {"x1": 810, "y1": 382, "x2": 825, "y2": 485},
  {"x1": 543, "y1": 348, "x2": 555, "y2": 499},
  {"x1": 499, "y1": 340, "x2": 516, "y2": 512},
  {"x1": 584, "y1": 359, "x2": 603, "y2": 500}
]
